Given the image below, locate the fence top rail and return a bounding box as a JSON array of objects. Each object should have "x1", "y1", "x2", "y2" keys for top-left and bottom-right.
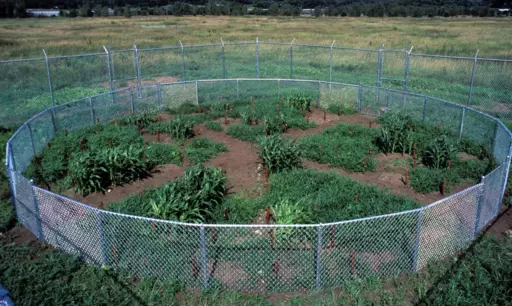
[
  {"x1": 49, "y1": 52, "x2": 107, "y2": 60},
  {"x1": 0, "y1": 57, "x2": 45, "y2": 63},
  {"x1": 2, "y1": 41, "x2": 512, "y2": 62}
]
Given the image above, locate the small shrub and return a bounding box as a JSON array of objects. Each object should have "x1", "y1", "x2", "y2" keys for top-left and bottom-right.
[
  {"x1": 119, "y1": 111, "x2": 158, "y2": 128},
  {"x1": 165, "y1": 102, "x2": 198, "y2": 115},
  {"x1": 422, "y1": 135, "x2": 457, "y2": 169},
  {"x1": 409, "y1": 167, "x2": 458, "y2": 194},
  {"x1": 186, "y1": 137, "x2": 228, "y2": 164},
  {"x1": 145, "y1": 143, "x2": 182, "y2": 165},
  {"x1": 327, "y1": 103, "x2": 357, "y2": 115},
  {"x1": 258, "y1": 135, "x2": 302, "y2": 173},
  {"x1": 148, "y1": 165, "x2": 227, "y2": 223},
  {"x1": 239, "y1": 109, "x2": 259, "y2": 125},
  {"x1": 205, "y1": 121, "x2": 223, "y2": 132},
  {"x1": 264, "y1": 114, "x2": 287, "y2": 135},
  {"x1": 376, "y1": 111, "x2": 415, "y2": 154},
  {"x1": 148, "y1": 117, "x2": 195, "y2": 139},
  {"x1": 67, "y1": 146, "x2": 154, "y2": 195},
  {"x1": 226, "y1": 124, "x2": 266, "y2": 142},
  {"x1": 284, "y1": 93, "x2": 313, "y2": 112}
]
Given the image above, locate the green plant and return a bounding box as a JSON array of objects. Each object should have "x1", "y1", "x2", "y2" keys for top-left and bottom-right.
[
  {"x1": 226, "y1": 124, "x2": 266, "y2": 142},
  {"x1": 205, "y1": 121, "x2": 223, "y2": 132},
  {"x1": 165, "y1": 102, "x2": 198, "y2": 115},
  {"x1": 258, "y1": 135, "x2": 302, "y2": 173},
  {"x1": 239, "y1": 109, "x2": 259, "y2": 125},
  {"x1": 67, "y1": 145, "x2": 154, "y2": 195},
  {"x1": 145, "y1": 143, "x2": 182, "y2": 165},
  {"x1": 327, "y1": 103, "x2": 358, "y2": 115},
  {"x1": 376, "y1": 111, "x2": 415, "y2": 154},
  {"x1": 264, "y1": 114, "x2": 288, "y2": 135},
  {"x1": 119, "y1": 111, "x2": 158, "y2": 128},
  {"x1": 284, "y1": 92, "x2": 313, "y2": 112},
  {"x1": 422, "y1": 135, "x2": 457, "y2": 169},
  {"x1": 148, "y1": 117, "x2": 195, "y2": 139},
  {"x1": 186, "y1": 137, "x2": 228, "y2": 164},
  {"x1": 271, "y1": 198, "x2": 314, "y2": 243},
  {"x1": 147, "y1": 165, "x2": 227, "y2": 223}
]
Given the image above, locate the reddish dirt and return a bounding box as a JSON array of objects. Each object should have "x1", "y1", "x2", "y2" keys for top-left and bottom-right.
[
  {"x1": 0, "y1": 225, "x2": 41, "y2": 247},
  {"x1": 458, "y1": 152, "x2": 479, "y2": 161},
  {"x1": 195, "y1": 122, "x2": 262, "y2": 194},
  {"x1": 485, "y1": 206, "x2": 512, "y2": 238},
  {"x1": 286, "y1": 109, "x2": 379, "y2": 140}
]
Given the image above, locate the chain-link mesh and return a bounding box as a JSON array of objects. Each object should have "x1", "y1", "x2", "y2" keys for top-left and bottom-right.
[
  {"x1": 259, "y1": 43, "x2": 290, "y2": 79},
  {"x1": 408, "y1": 55, "x2": 474, "y2": 106},
  {"x1": 4, "y1": 73, "x2": 512, "y2": 292},
  {"x1": 110, "y1": 50, "x2": 137, "y2": 85},
  {"x1": 184, "y1": 46, "x2": 223, "y2": 81},
  {"x1": 292, "y1": 45, "x2": 330, "y2": 81},
  {"x1": 470, "y1": 59, "x2": 512, "y2": 122},
  {"x1": 331, "y1": 49, "x2": 379, "y2": 86},
  {"x1": 380, "y1": 50, "x2": 407, "y2": 90},
  {"x1": 319, "y1": 83, "x2": 359, "y2": 111},
  {"x1": 0, "y1": 59, "x2": 49, "y2": 126},
  {"x1": 223, "y1": 43, "x2": 257, "y2": 79},
  {"x1": 160, "y1": 82, "x2": 196, "y2": 109},
  {"x1": 49, "y1": 54, "x2": 110, "y2": 104},
  {"x1": 415, "y1": 184, "x2": 482, "y2": 271},
  {"x1": 138, "y1": 48, "x2": 183, "y2": 83}
]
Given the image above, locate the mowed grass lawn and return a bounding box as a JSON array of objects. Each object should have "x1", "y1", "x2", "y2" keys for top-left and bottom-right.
[{"x1": 0, "y1": 16, "x2": 512, "y2": 58}]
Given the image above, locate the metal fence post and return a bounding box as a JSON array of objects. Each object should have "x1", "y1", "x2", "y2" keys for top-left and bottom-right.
[
  {"x1": 195, "y1": 80, "x2": 199, "y2": 106},
  {"x1": 89, "y1": 97, "x2": 95, "y2": 124},
  {"x1": 329, "y1": 40, "x2": 335, "y2": 89},
  {"x1": 179, "y1": 40, "x2": 186, "y2": 81},
  {"x1": 317, "y1": 81, "x2": 321, "y2": 109},
  {"x1": 357, "y1": 83, "x2": 363, "y2": 112},
  {"x1": 255, "y1": 37, "x2": 260, "y2": 78},
  {"x1": 221, "y1": 38, "x2": 226, "y2": 79},
  {"x1": 473, "y1": 176, "x2": 485, "y2": 237},
  {"x1": 96, "y1": 211, "x2": 108, "y2": 266},
  {"x1": 27, "y1": 123, "x2": 36, "y2": 156},
  {"x1": 498, "y1": 151, "x2": 512, "y2": 210},
  {"x1": 236, "y1": 79, "x2": 240, "y2": 99},
  {"x1": 315, "y1": 224, "x2": 323, "y2": 289},
  {"x1": 467, "y1": 50, "x2": 479, "y2": 107},
  {"x1": 109, "y1": 45, "x2": 116, "y2": 87},
  {"x1": 459, "y1": 107, "x2": 466, "y2": 138},
  {"x1": 290, "y1": 38, "x2": 295, "y2": 79},
  {"x1": 422, "y1": 96, "x2": 428, "y2": 122},
  {"x1": 277, "y1": 79, "x2": 280, "y2": 99},
  {"x1": 5, "y1": 151, "x2": 18, "y2": 221},
  {"x1": 491, "y1": 122, "x2": 500, "y2": 157},
  {"x1": 130, "y1": 87, "x2": 135, "y2": 114},
  {"x1": 49, "y1": 107, "x2": 57, "y2": 135},
  {"x1": 200, "y1": 225, "x2": 208, "y2": 289},
  {"x1": 386, "y1": 87, "x2": 390, "y2": 108},
  {"x1": 156, "y1": 83, "x2": 162, "y2": 110},
  {"x1": 375, "y1": 44, "x2": 384, "y2": 103},
  {"x1": 133, "y1": 45, "x2": 142, "y2": 98},
  {"x1": 42, "y1": 49, "x2": 55, "y2": 109},
  {"x1": 103, "y1": 46, "x2": 115, "y2": 104},
  {"x1": 8, "y1": 142, "x2": 16, "y2": 172},
  {"x1": 30, "y1": 180, "x2": 44, "y2": 241},
  {"x1": 403, "y1": 46, "x2": 413, "y2": 92},
  {"x1": 412, "y1": 209, "x2": 423, "y2": 272}
]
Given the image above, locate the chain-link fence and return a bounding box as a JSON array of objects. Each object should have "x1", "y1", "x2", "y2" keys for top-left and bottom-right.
[
  {"x1": 5, "y1": 78, "x2": 511, "y2": 292},
  {"x1": 3, "y1": 41, "x2": 512, "y2": 127}
]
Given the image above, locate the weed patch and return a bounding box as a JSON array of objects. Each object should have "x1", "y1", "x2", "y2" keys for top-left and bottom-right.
[{"x1": 186, "y1": 137, "x2": 228, "y2": 164}]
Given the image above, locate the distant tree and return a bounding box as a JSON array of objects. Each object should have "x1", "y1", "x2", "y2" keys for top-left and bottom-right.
[
  {"x1": 69, "y1": 9, "x2": 78, "y2": 17},
  {"x1": 79, "y1": 5, "x2": 93, "y2": 17},
  {"x1": 313, "y1": 5, "x2": 322, "y2": 17},
  {"x1": 101, "y1": 7, "x2": 110, "y2": 16},
  {"x1": 268, "y1": 3, "x2": 279, "y2": 16},
  {"x1": 123, "y1": 5, "x2": 132, "y2": 18},
  {"x1": 325, "y1": 5, "x2": 337, "y2": 16}
]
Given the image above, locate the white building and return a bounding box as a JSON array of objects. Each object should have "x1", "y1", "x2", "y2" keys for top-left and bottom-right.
[{"x1": 26, "y1": 9, "x2": 60, "y2": 17}]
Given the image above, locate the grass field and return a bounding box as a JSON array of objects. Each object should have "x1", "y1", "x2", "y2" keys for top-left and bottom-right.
[{"x1": 1, "y1": 16, "x2": 512, "y2": 58}]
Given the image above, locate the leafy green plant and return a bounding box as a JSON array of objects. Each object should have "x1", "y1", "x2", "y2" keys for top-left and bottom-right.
[
  {"x1": 148, "y1": 117, "x2": 195, "y2": 139},
  {"x1": 145, "y1": 143, "x2": 182, "y2": 165},
  {"x1": 186, "y1": 137, "x2": 228, "y2": 164},
  {"x1": 264, "y1": 114, "x2": 288, "y2": 135},
  {"x1": 239, "y1": 109, "x2": 259, "y2": 125},
  {"x1": 327, "y1": 103, "x2": 358, "y2": 115},
  {"x1": 376, "y1": 111, "x2": 415, "y2": 154},
  {"x1": 147, "y1": 164, "x2": 227, "y2": 223},
  {"x1": 119, "y1": 111, "x2": 158, "y2": 128},
  {"x1": 258, "y1": 135, "x2": 302, "y2": 173},
  {"x1": 226, "y1": 124, "x2": 266, "y2": 142},
  {"x1": 271, "y1": 198, "x2": 314, "y2": 243},
  {"x1": 165, "y1": 102, "x2": 198, "y2": 115},
  {"x1": 284, "y1": 92, "x2": 313, "y2": 112},
  {"x1": 205, "y1": 121, "x2": 223, "y2": 132},
  {"x1": 422, "y1": 135, "x2": 457, "y2": 169},
  {"x1": 300, "y1": 123, "x2": 377, "y2": 172},
  {"x1": 67, "y1": 145, "x2": 154, "y2": 195}
]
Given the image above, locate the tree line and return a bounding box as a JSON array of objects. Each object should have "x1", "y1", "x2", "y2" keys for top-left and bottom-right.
[{"x1": 1, "y1": 0, "x2": 511, "y2": 18}]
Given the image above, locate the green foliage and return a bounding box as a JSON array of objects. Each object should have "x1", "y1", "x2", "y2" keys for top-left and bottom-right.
[
  {"x1": 148, "y1": 116, "x2": 195, "y2": 140},
  {"x1": 409, "y1": 167, "x2": 448, "y2": 194},
  {"x1": 300, "y1": 123, "x2": 377, "y2": 172},
  {"x1": 165, "y1": 102, "x2": 198, "y2": 115},
  {"x1": 0, "y1": 200, "x2": 14, "y2": 232},
  {"x1": 422, "y1": 135, "x2": 457, "y2": 169},
  {"x1": 24, "y1": 87, "x2": 106, "y2": 109},
  {"x1": 258, "y1": 135, "x2": 302, "y2": 173},
  {"x1": 239, "y1": 109, "x2": 259, "y2": 125},
  {"x1": 376, "y1": 111, "x2": 416, "y2": 154},
  {"x1": 186, "y1": 137, "x2": 228, "y2": 164},
  {"x1": 114, "y1": 165, "x2": 227, "y2": 223},
  {"x1": 145, "y1": 143, "x2": 182, "y2": 165},
  {"x1": 265, "y1": 168, "x2": 420, "y2": 222},
  {"x1": 263, "y1": 114, "x2": 288, "y2": 135},
  {"x1": 327, "y1": 103, "x2": 358, "y2": 115},
  {"x1": 119, "y1": 111, "x2": 158, "y2": 128},
  {"x1": 424, "y1": 236, "x2": 512, "y2": 306},
  {"x1": 205, "y1": 121, "x2": 223, "y2": 132},
  {"x1": 66, "y1": 145, "x2": 154, "y2": 195},
  {"x1": 226, "y1": 124, "x2": 266, "y2": 142},
  {"x1": 284, "y1": 92, "x2": 313, "y2": 112}
]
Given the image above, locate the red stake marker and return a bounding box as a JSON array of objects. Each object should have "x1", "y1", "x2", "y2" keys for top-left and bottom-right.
[{"x1": 273, "y1": 259, "x2": 279, "y2": 275}]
